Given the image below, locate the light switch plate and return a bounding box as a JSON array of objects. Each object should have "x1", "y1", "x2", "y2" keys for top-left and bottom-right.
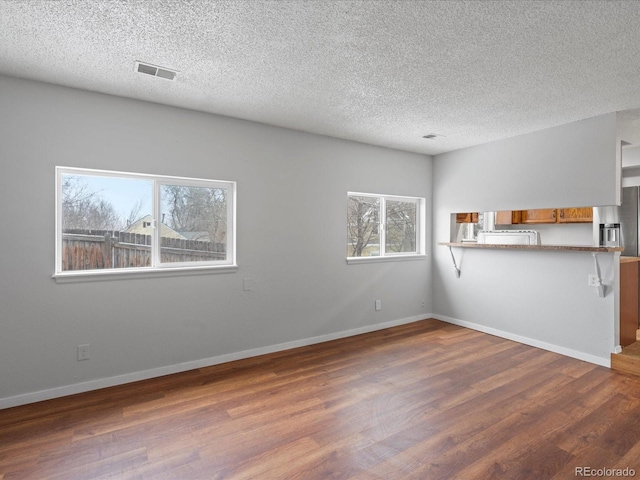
[{"x1": 243, "y1": 278, "x2": 255, "y2": 291}]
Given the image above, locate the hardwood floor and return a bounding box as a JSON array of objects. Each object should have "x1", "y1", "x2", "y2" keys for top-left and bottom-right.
[{"x1": 2, "y1": 318, "x2": 640, "y2": 479}]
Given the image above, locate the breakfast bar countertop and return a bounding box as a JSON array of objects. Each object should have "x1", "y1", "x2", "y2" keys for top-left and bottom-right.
[{"x1": 440, "y1": 242, "x2": 624, "y2": 253}]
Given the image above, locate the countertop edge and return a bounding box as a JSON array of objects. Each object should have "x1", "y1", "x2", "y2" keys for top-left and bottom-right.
[
  {"x1": 620, "y1": 256, "x2": 640, "y2": 263},
  {"x1": 439, "y1": 242, "x2": 623, "y2": 253}
]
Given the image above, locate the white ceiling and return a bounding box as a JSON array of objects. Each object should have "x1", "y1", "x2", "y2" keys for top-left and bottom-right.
[{"x1": 1, "y1": 0, "x2": 640, "y2": 155}]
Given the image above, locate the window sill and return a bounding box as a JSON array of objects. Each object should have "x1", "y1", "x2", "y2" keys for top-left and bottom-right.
[
  {"x1": 53, "y1": 264, "x2": 238, "y2": 283},
  {"x1": 346, "y1": 254, "x2": 427, "y2": 265}
]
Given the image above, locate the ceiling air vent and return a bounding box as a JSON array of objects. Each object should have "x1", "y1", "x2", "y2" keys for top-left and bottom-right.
[
  {"x1": 422, "y1": 133, "x2": 445, "y2": 140},
  {"x1": 134, "y1": 61, "x2": 178, "y2": 81}
]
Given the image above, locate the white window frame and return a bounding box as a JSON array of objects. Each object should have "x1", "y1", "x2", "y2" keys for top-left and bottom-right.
[
  {"x1": 346, "y1": 191, "x2": 426, "y2": 264},
  {"x1": 54, "y1": 166, "x2": 237, "y2": 282}
]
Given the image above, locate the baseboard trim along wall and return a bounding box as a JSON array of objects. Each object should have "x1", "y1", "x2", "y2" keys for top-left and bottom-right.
[
  {"x1": 0, "y1": 314, "x2": 429, "y2": 410},
  {"x1": 433, "y1": 314, "x2": 611, "y2": 368}
]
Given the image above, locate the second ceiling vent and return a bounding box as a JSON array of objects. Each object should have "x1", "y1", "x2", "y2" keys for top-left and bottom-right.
[{"x1": 135, "y1": 61, "x2": 178, "y2": 81}]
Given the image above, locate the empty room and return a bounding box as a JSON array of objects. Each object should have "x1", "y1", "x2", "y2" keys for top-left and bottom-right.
[{"x1": 3, "y1": 1, "x2": 640, "y2": 479}]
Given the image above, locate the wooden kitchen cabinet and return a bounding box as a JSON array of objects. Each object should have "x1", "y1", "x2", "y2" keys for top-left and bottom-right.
[
  {"x1": 456, "y1": 212, "x2": 479, "y2": 223},
  {"x1": 557, "y1": 207, "x2": 593, "y2": 223},
  {"x1": 495, "y1": 210, "x2": 522, "y2": 225},
  {"x1": 620, "y1": 259, "x2": 640, "y2": 347},
  {"x1": 519, "y1": 209, "x2": 557, "y2": 224},
  {"x1": 509, "y1": 207, "x2": 592, "y2": 224},
  {"x1": 459, "y1": 207, "x2": 592, "y2": 226}
]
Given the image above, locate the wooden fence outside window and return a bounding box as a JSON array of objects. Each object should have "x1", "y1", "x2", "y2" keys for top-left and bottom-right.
[{"x1": 61, "y1": 230, "x2": 225, "y2": 271}]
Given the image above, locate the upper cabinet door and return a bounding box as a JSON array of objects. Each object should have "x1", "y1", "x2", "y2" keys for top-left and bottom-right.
[
  {"x1": 495, "y1": 211, "x2": 522, "y2": 225},
  {"x1": 557, "y1": 207, "x2": 593, "y2": 223},
  {"x1": 456, "y1": 212, "x2": 479, "y2": 223},
  {"x1": 520, "y1": 209, "x2": 557, "y2": 224}
]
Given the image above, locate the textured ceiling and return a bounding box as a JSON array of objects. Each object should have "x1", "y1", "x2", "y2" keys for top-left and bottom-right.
[{"x1": 1, "y1": 0, "x2": 640, "y2": 155}]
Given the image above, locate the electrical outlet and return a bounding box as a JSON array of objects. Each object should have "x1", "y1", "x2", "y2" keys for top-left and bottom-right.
[
  {"x1": 375, "y1": 299, "x2": 381, "y2": 311},
  {"x1": 77, "y1": 344, "x2": 90, "y2": 361},
  {"x1": 588, "y1": 274, "x2": 600, "y2": 287},
  {"x1": 421, "y1": 299, "x2": 425, "y2": 308}
]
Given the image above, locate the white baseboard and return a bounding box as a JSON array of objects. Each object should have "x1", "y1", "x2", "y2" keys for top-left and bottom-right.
[
  {"x1": 0, "y1": 314, "x2": 430, "y2": 410},
  {"x1": 433, "y1": 314, "x2": 611, "y2": 368}
]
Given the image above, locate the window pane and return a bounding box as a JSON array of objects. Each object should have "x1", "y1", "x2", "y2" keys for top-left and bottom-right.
[
  {"x1": 61, "y1": 174, "x2": 152, "y2": 271},
  {"x1": 160, "y1": 185, "x2": 228, "y2": 263},
  {"x1": 347, "y1": 195, "x2": 380, "y2": 257},
  {"x1": 385, "y1": 200, "x2": 417, "y2": 253}
]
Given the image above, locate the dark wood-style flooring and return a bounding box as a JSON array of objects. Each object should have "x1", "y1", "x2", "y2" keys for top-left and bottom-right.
[{"x1": 2, "y1": 319, "x2": 640, "y2": 479}]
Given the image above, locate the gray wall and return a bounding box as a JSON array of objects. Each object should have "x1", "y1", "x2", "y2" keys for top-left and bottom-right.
[
  {"x1": 0, "y1": 75, "x2": 433, "y2": 407},
  {"x1": 434, "y1": 113, "x2": 618, "y2": 212},
  {"x1": 433, "y1": 113, "x2": 620, "y2": 366}
]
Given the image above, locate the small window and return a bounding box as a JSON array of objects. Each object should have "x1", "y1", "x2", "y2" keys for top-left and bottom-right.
[
  {"x1": 55, "y1": 167, "x2": 236, "y2": 278},
  {"x1": 347, "y1": 192, "x2": 425, "y2": 261}
]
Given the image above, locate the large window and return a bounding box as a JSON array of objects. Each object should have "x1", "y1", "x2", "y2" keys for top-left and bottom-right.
[
  {"x1": 55, "y1": 167, "x2": 236, "y2": 278},
  {"x1": 347, "y1": 192, "x2": 425, "y2": 261}
]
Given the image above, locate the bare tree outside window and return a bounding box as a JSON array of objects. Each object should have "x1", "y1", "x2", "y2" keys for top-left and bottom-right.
[
  {"x1": 385, "y1": 200, "x2": 417, "y2": 253},
  {"x1": 161, "y1": 185, "x2": 228, "y2": 262},
  {"x1": 347, "y1": 195, "x2": 380, "y2": 257},
  {"x1": 61, "y1": 176, "x2": 121, "y2": 231},
  {"x1": 161, "y1": 185, "x2": 227, "y2": 243}
]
